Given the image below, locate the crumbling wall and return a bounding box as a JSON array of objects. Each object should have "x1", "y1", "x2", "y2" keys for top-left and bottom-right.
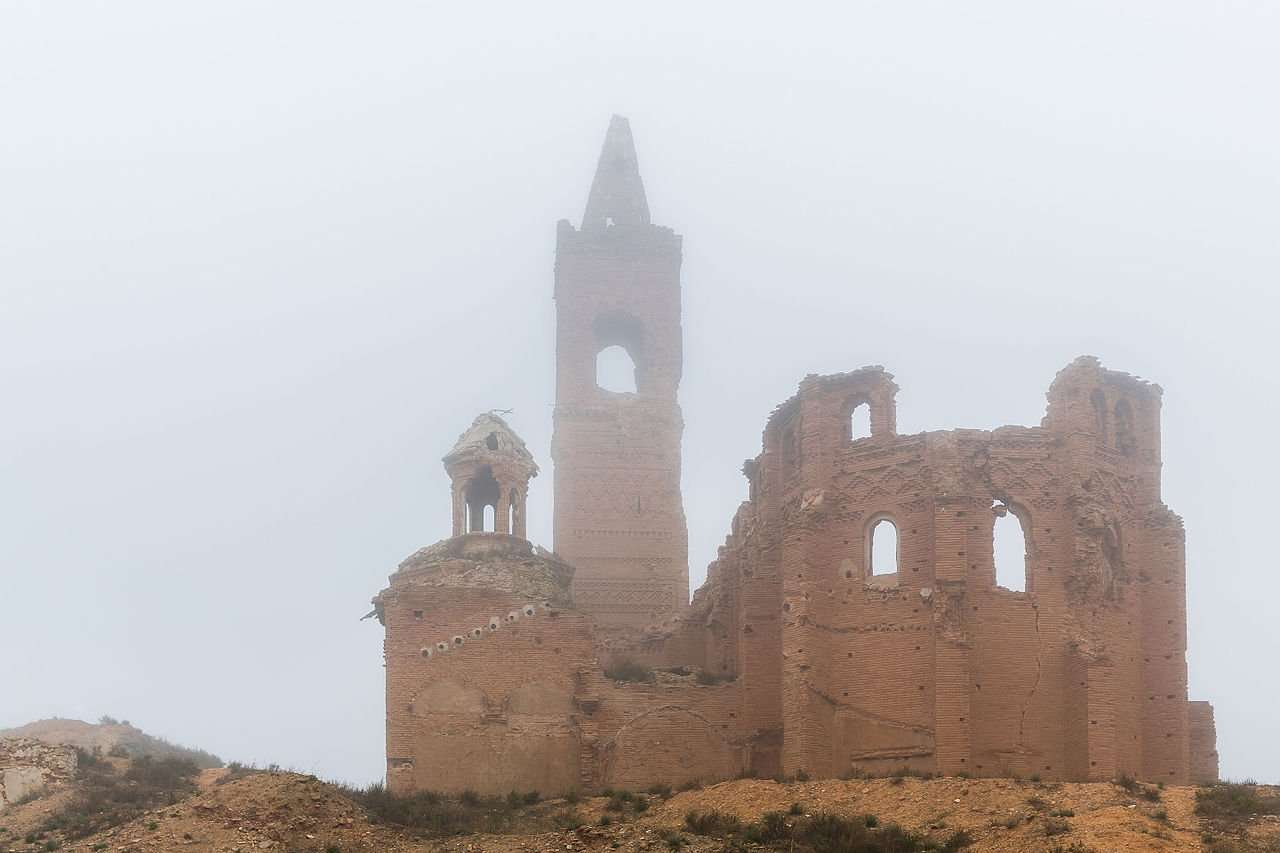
[
  {"x1": 377, "y1": 538, "x2": 593, "y2": 795},
  {"x1": 1188, "y1": 701, "x2": 1220, "y2": 783},
  {"x1": 0, "y1": 739, "x2": 76, "y2": 809},
  {"x1": 713, "y1": 359, "x2": 1212, "y2": 783},
  {"x1": 379, "y1": 358, "x2": 1214, "y2": 794}
]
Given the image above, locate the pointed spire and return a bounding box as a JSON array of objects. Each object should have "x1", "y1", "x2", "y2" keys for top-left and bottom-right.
[{"x1": 582, "y1": 115, "x2": 650, "y2": 231}]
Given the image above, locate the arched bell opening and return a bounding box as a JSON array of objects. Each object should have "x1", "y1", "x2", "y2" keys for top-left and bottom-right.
[{"x1": 465, "y1": 465, "x2": 501, "y2": 533}]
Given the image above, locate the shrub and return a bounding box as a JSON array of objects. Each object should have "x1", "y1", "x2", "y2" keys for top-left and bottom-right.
[
  {"x1": 657, "y1": 828, "x2": 686, "y2": 850},
  {"x1": 796, "y1": 813, "x2": 924, "y2": 852},
  {"x1": 789, "y1": 802, "x2": 805, "y2": 815},
  {"x1": 677, "y1": 778, "x2": 703, "y2": 792},
  {"x1": 941, "y1": 828, "x2": 975, "y2": 851},
  {"x1": 1050, "y1": 808, "x2": 1075, "y2": 818},
  {"x1": 1027, "y1": 795, "x2": 1049, "y2": 811},
  {"x1": 1115, "y1": 773, "x2": 1140, "y2": 793},
  {"x1": 1195, "y1": 782, "x2": 1280, "y2": 820},
  {"x1": 756, "y1": 811, "x2": 791, "y2": 842},
  {"x1": 685, "y1": 810, "x2": 743, "y2": 836},
  {"x1": 604, "y1": 658, "x2": 654, "y2": 683},
  {"x1": 334, "y1": 782, "x2": 550, "y2": 837},
  {"x1": 1152, "y1": 808, "x2": 1169, "y2": 823},
  {"x1": 216, "y1": 761, "x2": 266, "y2": 785},
  {"x1": 648, "y1": 783, "x2": 673, "y2": 799},
  {"x1": 44, "y1": 753, "x2": 200, "y2": 840},
  {"x1": 1044, "y1": 817, "x2": 1071, "y2": 836},
  {"x1": 729, "y1": 810, "x2": 933, "y2": 851}
]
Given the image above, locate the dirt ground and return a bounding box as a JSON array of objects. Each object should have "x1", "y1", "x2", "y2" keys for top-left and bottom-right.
[{"x1": 3, "y1": 770, "x2": 1277, "y2": 853}]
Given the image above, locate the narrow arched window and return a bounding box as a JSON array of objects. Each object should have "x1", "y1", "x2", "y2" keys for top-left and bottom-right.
[
  {"x1": 465, "y1": 465, "x2": 500, "y2": 533},
  {"x1": 850, "y1": 402, "x2": 872, "y2": 441},
  {"x1": 509, "y1": 488, "x2": 519, "y2": 533},
  {"x1": 993, "y1": 501, "x2": 1029, "y2": 592},
  {"x1": 869, "y1": 517, "x2": 898, "y2": 576},
  {"x1": 596, "y1": 345, "x2": 637, "y2": 393}
]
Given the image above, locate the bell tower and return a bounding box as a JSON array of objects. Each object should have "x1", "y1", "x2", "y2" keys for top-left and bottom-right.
[{"x1": 551, "y1": 115, "x2": 689, "y2": 629}]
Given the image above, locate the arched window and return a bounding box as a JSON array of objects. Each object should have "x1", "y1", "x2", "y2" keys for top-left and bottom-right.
[
  {"x1": 992, "y1": 500, "x2": 1029, "y2": 592},
  {"x1": 868, "y1": 517, "x2": 898, "y2": 576},
  {"x1": 596, "y1": 345, "x2": 637, "y2": 393},
  {"x1": 849, "y1": 402, "x2": 872, "y2": 441},
  {"x1": 465, "y1": 465, "x2": 500, "y2": 533},
  {"x1": 508, "y1": 488, "x2": 520, "y2": 533},
  {"x1": 1114, "y1": 399, "x2": 1137, "y2": 456},
  {"x1": 594, "y1": 311, "x2": 644, "y2": 393}
]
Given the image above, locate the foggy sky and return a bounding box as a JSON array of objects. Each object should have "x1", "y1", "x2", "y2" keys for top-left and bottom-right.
[{"x1": 2, "y1": 1, "x2": 1277, "y2": 785}]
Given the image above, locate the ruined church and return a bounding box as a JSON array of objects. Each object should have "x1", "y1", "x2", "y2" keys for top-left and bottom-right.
[{"x1": 370, "y1": 116, "x2": 1219, "y2": 795}]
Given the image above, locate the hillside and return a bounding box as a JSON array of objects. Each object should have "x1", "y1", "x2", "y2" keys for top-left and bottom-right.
[
  {"x1": 2, "y1": 758, "x2": 1278, "y2": 853},
  {"x1": 0, "y1": 718, "x2": 221, "y2": 769}
]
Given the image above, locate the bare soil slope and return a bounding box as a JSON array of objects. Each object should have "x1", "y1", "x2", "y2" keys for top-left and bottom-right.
[{"x1": 5, "y1": 769, "x2": 1278, "y2": 852}]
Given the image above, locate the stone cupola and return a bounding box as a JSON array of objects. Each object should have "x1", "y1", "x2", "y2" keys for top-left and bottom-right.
[{"x1": 443, "y1": 412, "x2": 538, "y2": 538}]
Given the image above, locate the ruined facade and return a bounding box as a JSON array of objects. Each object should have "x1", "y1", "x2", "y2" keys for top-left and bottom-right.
[{"x1": 373, "y1": 117, "x2": 1217, "y2": 794}]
